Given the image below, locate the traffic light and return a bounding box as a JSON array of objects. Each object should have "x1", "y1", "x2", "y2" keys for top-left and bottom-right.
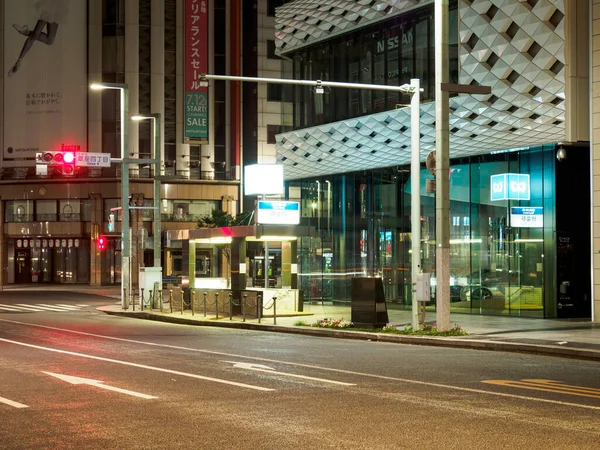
[
  {"x1": 96, "y1": 236, "x2": 107, "y2": 251},
  {"x1": 108, "y1": 212, "x2": 116, "y2": 232},
  {"x1": 35, "y1": 150, "x2": 77, "y2": 177}
]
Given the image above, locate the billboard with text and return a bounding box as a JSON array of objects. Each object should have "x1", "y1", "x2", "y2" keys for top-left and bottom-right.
[{"x1": 3, "y1": 0, "x2": 87, "y2": 162}]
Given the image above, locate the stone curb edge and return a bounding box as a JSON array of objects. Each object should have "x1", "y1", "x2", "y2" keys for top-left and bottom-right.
[{"x1": 100, "y1": 309, "x2": 600, "y2": 362}]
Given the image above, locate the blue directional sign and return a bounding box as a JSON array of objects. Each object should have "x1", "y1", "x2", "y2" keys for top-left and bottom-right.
[{"x1": 490, "y1": 173, "x2": 530, "y2": 201}]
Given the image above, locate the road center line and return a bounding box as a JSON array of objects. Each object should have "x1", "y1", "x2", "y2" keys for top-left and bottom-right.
[
  {"x1": 1, "y1": 318, "x2": 598, "y2": 410},
  {"x1": 0, "y1": 337, "x2": 273, "y2": 392}
]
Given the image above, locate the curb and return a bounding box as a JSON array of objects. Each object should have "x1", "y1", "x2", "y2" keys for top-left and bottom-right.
[{"x1": 100, "y1": 309, "x2": 600, "y2": 362}]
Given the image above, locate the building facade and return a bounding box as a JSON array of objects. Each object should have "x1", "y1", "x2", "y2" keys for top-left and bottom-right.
[
  {"x1": 273, "y1": 0, "x2": 596, "y2": 320},
  {"x1": 0, "y1": 0, "x2": 285, "y2": 286}
]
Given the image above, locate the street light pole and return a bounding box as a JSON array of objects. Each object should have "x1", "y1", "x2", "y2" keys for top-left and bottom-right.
[
  {"x1": 409, "y1": 78, "x2": 421, "y2": 330},
  {"x1": 132, "y1": 113, "x2": 162, "y2": 268},
  {"x1": 200, "y1": 73, "x2": 424, "y2": 320},
  {"x1": 90, "y1": 82, "x2": 130, "y2": 310}
]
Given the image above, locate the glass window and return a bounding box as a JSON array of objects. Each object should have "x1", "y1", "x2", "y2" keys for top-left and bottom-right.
[
  {"x1": 5, "y1": 200, "x2": 33, "y2": 222},
  {"x1": 36, "y1": 200, "x2": 57, "y2": 221},
  {"x1": 60, "y1": 200, "x2": 81, "y2": 222}
]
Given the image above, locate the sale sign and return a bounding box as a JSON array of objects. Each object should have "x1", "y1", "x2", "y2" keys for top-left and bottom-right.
[{"x1": 184, "y1": 0, "x2": 209, "y2": 141}]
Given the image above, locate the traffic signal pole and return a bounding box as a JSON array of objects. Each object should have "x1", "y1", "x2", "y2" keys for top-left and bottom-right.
[{"x1": 121, "y1": 87, "x2": 131, "y2": 310}]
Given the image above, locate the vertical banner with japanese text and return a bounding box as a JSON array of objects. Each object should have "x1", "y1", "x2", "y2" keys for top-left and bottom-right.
[
  {"x1": 184, "y1": 0, "x2": 209, "y2": 142},
  {"x1": 2, "y1": 0, "x2": 87, "y2": 161}
]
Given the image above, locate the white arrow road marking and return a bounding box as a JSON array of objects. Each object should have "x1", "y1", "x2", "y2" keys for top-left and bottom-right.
[
  {"x1": 0, "y1": 338, "x2": 273, "y2": 392},
  {"x1": 43, "y1": 372, "x2": 157, "y2": 399},
  {"x1": 0, "y1": 396, "x2": 28, "y2": 408},
  {"x1": 223, "y1": 361, "x2": 356, "y2": 386}
]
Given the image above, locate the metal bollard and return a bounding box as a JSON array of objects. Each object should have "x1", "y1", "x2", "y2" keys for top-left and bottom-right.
[
  {"x1": 148, "y1": 290, "x2": 152, "y2": 309},
  {"x1": 123, "y1": 288, "x2": 127, "y2": 310},
  {"x1": 258, "y1": 294, "x2": 262, "y2": 324},
  {"x1": 215, "y1": 292, "x2": 219, "y2": 319},
  {"x1": 203, "y1": 292, "x2": 207, "y2": 317},
  {"x1": 273, "y1": 295, "x2": 277, "y2": 325},
  {"x1": 191, "y1": 290, "x2": 195, "y2": 316},
  {"x1": 229, "y1": 293, "x2": 233, "y2": 320},
  {"x1": 132, "y1": 287, "x2": 135, "y2": 311},
  {"x1": 141, "y1": 288, "x2": 145, "y2": 310},
  {"x1": 169, "y1": 289, "x2": 174, "y2": 313},
  {"x1": 242, "y1": 294, "x2": 247, "y2": 322},
  {"x1": 180, "y1": 290, "x2": 184, "y2": 314}
]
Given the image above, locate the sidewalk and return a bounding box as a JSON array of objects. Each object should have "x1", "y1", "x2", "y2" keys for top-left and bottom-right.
[
  {"x1": 4, "y1": 284, "x2": 598, "y2": 361},
  {"x1": 97, "y1": 295, "x2": 600, "y2": 362}
]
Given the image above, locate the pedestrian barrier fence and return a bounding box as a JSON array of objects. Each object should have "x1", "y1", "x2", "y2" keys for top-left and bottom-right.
[{"x1": 162, "y1": 288, "x2": 303, "y2": 324}]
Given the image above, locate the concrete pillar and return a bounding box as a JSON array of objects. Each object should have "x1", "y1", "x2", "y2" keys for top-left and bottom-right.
[
  {"x1": 89, "y1": 194, "x2": 102, "y2": 286},
  {"x1": 0, "y1": 197, "x2": 5, "y2": 287},
  {"x1": 126, "y1": 0, "x2": 140, "y2": 171},
  {"x1": 590, "y1": 0, "x2": 600, "y2": 323},
  {"x1": 230, "y1": 237, "x2": 246, "y2": 312},
  {"x1": 151, "y1": 0, "x2": 166, "y2": 168},
  {"x1": 281, "y1": 240, "x2": 297, "y2": 289},
  {"x1": 182, "y1": 239, "x2": 196, "y2": 288},
  {"x1": 88, "y1": 0, "x2": 103, "y2": 167},
  {"x1": 565, "y1": 0, "x2": 590, "y2": 143},
  {"x1": 176, "y1": 0, "x2": 190, "y2": 177}
]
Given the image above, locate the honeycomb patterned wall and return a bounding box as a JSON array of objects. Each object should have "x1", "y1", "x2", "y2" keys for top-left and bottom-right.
[{"x1": 274, "y1": 0, "x2": 566, "y2": 180}]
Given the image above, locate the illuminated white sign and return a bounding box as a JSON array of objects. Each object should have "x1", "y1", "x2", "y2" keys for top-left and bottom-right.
[
  {"x1": 245, "y1": 164, "x2": 284, "y2": 195},
  {"x1": 257, "y1": 201, "x2": 300, "y2": 225},
  {"x1": 511, "y1": 207, "x2": 543, "y2": 228}
]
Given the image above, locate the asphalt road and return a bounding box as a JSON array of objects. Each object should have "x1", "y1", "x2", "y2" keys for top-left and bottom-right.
[{"x1": 0, "y1": 291, "x2": 599, "y2": 449}]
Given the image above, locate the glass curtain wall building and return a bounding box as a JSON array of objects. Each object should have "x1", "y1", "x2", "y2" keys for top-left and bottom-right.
[
  {"x1": 289, "y1": 144, "x2": 584, "y2": 319},
  {"x1": 274, "y1": 0, "x2": 591, "y2": 319}
]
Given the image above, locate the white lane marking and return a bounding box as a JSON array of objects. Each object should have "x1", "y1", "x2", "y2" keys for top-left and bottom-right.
[
  {"x1": 0, "y1": 396, "x2": 28, "y2": 408},
  {"x1": 0, "y1": 305, "x2": 44, "y2": 312},
  {"x1": 0, "y1": 337, "x2": 273, "y2": 392},
  {"x1": 223, "y1": 361, "x2": 355, "y2": 386},
  {"x1": 1, "y1": 319, "x2": 598, "y2": 410},
  {"x1": 16, "y1": 304, "x2": 65, "y2": 312},
  {"x1": 43, "y1": 372, "x2": 157, "y2": 399}
]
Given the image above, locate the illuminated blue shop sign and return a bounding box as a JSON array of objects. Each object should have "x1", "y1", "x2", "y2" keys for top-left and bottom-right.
[{"x1": 490, "y1": 173, "x2": 530, "y2": 201}]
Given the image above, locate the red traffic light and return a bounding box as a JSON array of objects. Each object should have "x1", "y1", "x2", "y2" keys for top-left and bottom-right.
[
  {"x1": 63, "y1": 151, "x2": 76, "y2": 164},
  {"x1": 96, "y1": 236, "x2": 107, "y2": 251}
]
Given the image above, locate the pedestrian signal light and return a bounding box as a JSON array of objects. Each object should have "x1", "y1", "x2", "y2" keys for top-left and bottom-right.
[{"x1": 96, "y1": 236, "x2": 107, "y2": 251}]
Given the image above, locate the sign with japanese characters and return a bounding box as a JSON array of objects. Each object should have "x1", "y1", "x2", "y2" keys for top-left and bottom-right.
[
  {"x1": 76, "y1": 152, "x2": 111, "y2": 167},
  {"x1": 184, "y1": 0, "x2": 209, "y2": 141},
  {"x1": 510, "y1": 207, "x2": 543, "y2": 228},
  {"x1": 3, "y1": 0, "x2": 87, "y2": 160},
  {"x1": 257, "y1": 201, "x2": 300, "y2": 225}
]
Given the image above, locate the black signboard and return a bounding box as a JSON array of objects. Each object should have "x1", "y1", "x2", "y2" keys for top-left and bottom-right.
[{"x1": 351, "y1": 277, "x2": 389, "y2": 328}]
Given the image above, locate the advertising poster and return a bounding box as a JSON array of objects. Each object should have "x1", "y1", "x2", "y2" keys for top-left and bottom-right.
[
  {"x1": 3, "y1": 0, "x2": 87, "y2": 162},
  {"x1": 184, "y1": 0, "x2": 209, "y2": 141}
]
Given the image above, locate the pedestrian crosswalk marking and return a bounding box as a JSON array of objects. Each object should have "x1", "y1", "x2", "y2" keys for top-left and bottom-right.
[{"x1": 0, "y1": 304, "x2": 87, "y2": 313}]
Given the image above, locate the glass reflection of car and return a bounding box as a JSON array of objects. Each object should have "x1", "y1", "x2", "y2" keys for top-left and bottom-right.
[
  {"x1": 459, "y1": 270, "x2": 520, "y2": 302},
  {"x1": 429, "y1": 272, "x2": 463, "y2": 302}
]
